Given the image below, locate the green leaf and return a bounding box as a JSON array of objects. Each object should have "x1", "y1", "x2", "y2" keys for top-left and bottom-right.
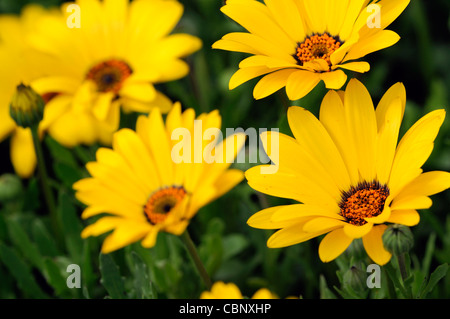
[
  {"x1": 319, "y1": 275, "x2": 337, "y2": 299},
  {"x1": 57, "y1": 190, "x2": 84, "y2": 263},
  {"x1": 6, "y1": 217, "x2": 44, "y2": 271},
  {"x1": 0, "y1": 242, "x2": 48, "y2": 298},
  {"x1": 42, "y1": 257, "x2": 72, "y2": 297},
  {"x1": 54, "y1": 162, "x2": 84, "y2": 188},
  {"x1": 418, "y1": 263, "x2": 449, "y2": 299},
  {"x1": 45, "y1": 137, "x2": 78, "y2": 168},
  {"x1": 99, "y1": 253, "x2": 126, "y2": 299},
  {"x1": 32, "y1": 218, "x2": 60, "y2": 257},
  {"x1": 131, "y1": 251, "x2": 154, "y2": 299},
  {"x1": 222, "y1": 234, "x2": 249, "y2": 261},
  {"x1": 384, "y1": 262, "x2": 409, "y2": 298}
]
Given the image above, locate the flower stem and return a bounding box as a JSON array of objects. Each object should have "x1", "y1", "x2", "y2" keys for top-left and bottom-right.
[
  {"x1": 181, "y1": 230, "x2": 212, "y2": 290},
  {"x1": 31, "y1": 127, "x2": 59, "y2": 240},
  {"x1": 397, "y1": 253, "x2": 413, "y2": 298}
]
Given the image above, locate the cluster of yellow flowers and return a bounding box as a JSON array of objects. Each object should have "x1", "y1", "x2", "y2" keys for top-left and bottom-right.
[{"x1": 1, "y1": 0, "x2": 449, "y2": 299}]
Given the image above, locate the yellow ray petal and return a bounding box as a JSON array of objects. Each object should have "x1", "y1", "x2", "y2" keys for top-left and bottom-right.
[
  {"x1": 112, "y1": 128, "x2": 162, "y2": 191},
  {"x1": 285, "y1": 70, "x2": 320, "y2": 100},
  {"x1": 253, "y1": 69, "x2": 297, "y2": 100},
  {"x1": 303, "y1": 217, "x2": 346, "y2": 233},
  {"x1": 387, "y1": 209, "x2": 420, "y2": 226},
  {"x1": 343, "y1": 30, "x2": 400, "y2": 62},
  {"x1": 259, "y1": 131, "x2": 341, "y2": 204},
  {"x1": 319, "y1": 70, "x2": 348, "y2": 89},
  {"x1": 319, "y1": 90, "x2": 359, "y2": 185},
  {"x1": 343, "y1": 222, "x2": 373, "y2": 239},
  {"x1": 362, "y1": 225, "x2": 392, "y2": 265},
  {"x1": 10, "y1": 127, "x2": 36, "y2": 178},
  {"x1": 101, "y1": 220, "x2": 152, "y2": 254},
  {"x1": 391, "y1": 196, "x2": 432, "y2": 211},
  {"x1": 389, "y1": 110, "x2": 446, "y2": 197},
  {"x1": 267, "y1": 220, "x2": 327, "y2": 248},
  {"x1": 319, "y1": 228, "x2": 353, "y2": 263},
  {"x1": 288, "y1": 106, "x2": 351, "y2": 193},
  {"x1": 375, "y1": 98, "x2": 403, "y2": 185},
  {"x1": 229, "y1": 66, "x2": 279, "y2": 90},
  {"x1": 344, "y1": 78, "x2": 377, "y2": 182},
  {"x1": 247, "y1": 206, "x2": 297, "y2": 230},
  {"x1": 221, "y1": 1, "x2": 294, "y2": 54},
  {"x1": 264, "y1": 0, "x2": 306, "y2": 42},
  {"x1": 395, "y1": 171, "x2": 450, "y2": 199}
]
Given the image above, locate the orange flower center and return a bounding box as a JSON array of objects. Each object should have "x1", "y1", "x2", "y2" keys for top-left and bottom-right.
[
  {"x1": 144, "y1": 186, "x2": 187, "y2": 225},
  {"x1": 86, "y1": 59, "x2": 132, "y2": 93},
  {"x1": 295, "y1": 33, "x2": 342, "y2": 68},
  {"x1": 339, "y1": 182, "x2": 389, "y2": 226}
]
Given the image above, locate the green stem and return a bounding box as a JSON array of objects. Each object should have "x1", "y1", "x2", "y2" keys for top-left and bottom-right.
[
  {"x1": 31, "y1": 127, "x2": 59, "y2": 240},
  {"x1": 181, "y1": 230, "x2": 212, "y2": 290},
  {"x1": 397, "y1": 253, "x2": 413, "y2": 298},
  {"x1": 397, "y1": 253, "x2": 408, "y2": 282}
]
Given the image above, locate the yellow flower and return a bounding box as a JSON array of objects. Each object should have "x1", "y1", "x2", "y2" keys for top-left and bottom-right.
[
  {"x1": 200, "y1": 281, "x2": 278, "y2": 299},
  {"x1": 25, "y1": 0, "x2": 202, "y2": 147},
  {"x1": 74, "y1": 103, "x2": 246, "y2": 253},
  {"x1": 213, "y1": 0, "x2": 410, "y2": 100},
  {"x1": 246, "y1": 79, "x2": 450, "y2": 265},
  {"x1": 0, "y1": 5, "x2": 59, "y2": 178}
]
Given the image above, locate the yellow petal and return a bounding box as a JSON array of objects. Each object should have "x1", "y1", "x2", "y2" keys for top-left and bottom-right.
[
  {"x1": 375, "y1": 98, "x2": 403, "y2": 185},
  {"x1": 253, "y1": 69, "x2": 297, "y2": 100},
  {"x1": 395, "y1": 171, "x2": 450, "y2": 199},
  {"x1": 389, "y1": 110, "x2": 446, "y2": 197},
  {"x1": 81, "y1": 216, "x2": 122, "y2": 238},
  {"x1": 391, "y1": 196, "x2": 432, "y2": 210},
  {"x1": 318, "y1": 228, "x2": 353, "y2": 263},
  {"x1": 101, "y1": 220, "x2": 152, "y2": 254},
  {"x1": 387, "y1": 209, "x2": 420, "y2": 226},
  {"x1": 221, "y1": 1, "x2": 294, "y2": 54},
  {"x1": 229, "y1": 66, "x2": 277, "y2": 90},
  {"x1": 319, "y1": 70, "x2": 347, "y2": 89},
  {"x1": 319, "y1": 90, "x2": 359, "y2": 185},
  {"x1": 344, "y1": 79, "x2": 377, "y2": 182},
  {"x1": 362, "y1": 225, "x2": 392, "y2": 265},
  {"x1": 267, "y1": 220, "x2": 326, "y2": 248},
  {"x1": 112, "y1": 128, "x2": 162, "y2": 191},
  {"x1": 303, "y1": 217, "x2": 346, "y2": 233},
  {"x1": 10, "y1": 127, "x2": 36, "y2": 178},
  {"x1": 285, "y1": 70, "x2": 320, "y2": 100},
  {"x1": 343, "y1": 30, "x2": 400, "y2": 62},
  {"x1": 288, "y1": 106, "x2": 351, "y2": 193},
  {"x1": 247, "y1": 206, "x2": 295, "y2": 230},
  {"x1": 343, "y1": 222, "x2": 373, "y2": 239},
  {"x1": 336, "y1": 61, "x2": 370, "y2": 73}
]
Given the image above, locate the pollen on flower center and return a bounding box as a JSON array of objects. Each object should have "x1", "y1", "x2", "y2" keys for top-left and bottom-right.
[
  {"x1": 86, "y1": 59, "x2": 132, "y2": 93},
  {"x1": 294, "y1": 33, "x2": 342, "y2": 68},
  {"x1": 144, "y1": 186, "x2": 187, "y2": 225},
  {"x1": 339, "y1": 181, "x2": 389, "y2": 226}
]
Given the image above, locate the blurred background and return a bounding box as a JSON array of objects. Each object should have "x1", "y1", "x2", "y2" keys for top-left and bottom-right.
[{"x1": 0, "y1": 0, "x2": 449, "y2": 299}]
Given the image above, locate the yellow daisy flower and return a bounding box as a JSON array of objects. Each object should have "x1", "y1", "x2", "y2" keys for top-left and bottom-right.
[
  {"x1": 25, "y1": 0, "x2": 202, "y2": 147},
  {"x1": 74, "y1": 103, "x2": 246, "y2": 253},
  {"x1": 0, "y1": 5, "x2": 59, "y2": 178},
  {"x1": 200, "y1": 281, "x2": 278, "y2": 299},
  {"x1": 213, "y1": 0, "x2": 410, "y2": 100},
  {"x1": 246, "y1": 79, "x2": 450, "y2": 265}
]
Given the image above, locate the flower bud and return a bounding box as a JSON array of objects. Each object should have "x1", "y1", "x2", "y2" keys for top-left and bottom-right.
[
  {"x1": 342, "y1": 265, "x2": 367, "y2": 294},
  {"x1": 382, "y1": 224, "x2": 414, "y2": 255},
  {"x1": 9, "y1": 83, "x2": 45, "y2": 128},
  {"x1": 0, "y1": 174, "x2": 23, "y2": 203}
]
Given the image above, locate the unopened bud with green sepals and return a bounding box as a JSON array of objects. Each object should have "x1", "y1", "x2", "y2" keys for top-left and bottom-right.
[
  {"x1": 382, "y1": 224, "x2": 414, "y2": 256},
  {"x1": 9, "y1": 83, "x2": 44, "y2": 128}
]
